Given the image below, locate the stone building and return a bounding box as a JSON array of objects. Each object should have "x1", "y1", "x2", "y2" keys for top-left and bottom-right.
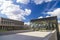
[
  {"x1": 30, "y1": 16, "x2": 58, "y2": 31},
  {"x1": 0, "y1": 17, "x2": 24, "y2": 30},
  {"x1": 30, "y1": 16, "x2": 59, "y2": 40}
]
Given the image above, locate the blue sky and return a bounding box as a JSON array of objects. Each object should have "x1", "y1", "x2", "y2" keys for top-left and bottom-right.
[{"x1": 0, "y1": 0, "x2": 60, "y2": 24}]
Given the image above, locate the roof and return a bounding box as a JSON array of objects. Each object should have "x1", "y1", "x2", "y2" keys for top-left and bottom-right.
[{"x1": 31, "y1": 16, "x2": 57, "y2": 22}]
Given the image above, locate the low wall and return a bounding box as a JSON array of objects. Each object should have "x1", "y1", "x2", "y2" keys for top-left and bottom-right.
[
  {"x1": 48, "y1": 30, "x2": 57, "y2": 40},
  {"x1": 0, "y1": 30, "x2": 32, "y2": 36}
]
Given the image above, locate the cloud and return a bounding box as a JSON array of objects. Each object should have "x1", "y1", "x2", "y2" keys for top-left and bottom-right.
[
  {"x1": 16, "y1": 0, "x2": 52, "y2": 5},
  {"x1": 46, "y1": 8, "x2": 60, "y2": 23},
  {"x1": 38, "y1": 16, "x2": 43, "y2": 19},
  {"x1": 24, "y1": 22, "x2": 30, "y2": 25},
  {"x1": 46, "y1": 15, "x2": 50, "y2": 17},
  {"x1": 16, "y1": 0, "x2": 30, "y2": 4},
  {"x1": 24, "y1": 9, "x2": 31, "y2": 16},
  {"x1": 44, "y1": 0, "x2": 52, "y2": 2},
  {"x1": 33, "y1": 0, "x2": 52, "y2": 5},
  {"x1": 0, "y1": 0, "x2": 31, "y2": 21},
  {"x1": 47, "y1": 8, "x2": 60, "y2": 18},
  {"x1": 58, "y1": 20, "x2": 60, "y2": 23}
]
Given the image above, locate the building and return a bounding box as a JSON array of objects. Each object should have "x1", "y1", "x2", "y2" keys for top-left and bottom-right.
[
  {"x1": 0, "y1": 17, "x2": 24, "y2": 30},
  {"x1": 30, "y1": 16, "x2": 59, "y2": 40},
  {"x1": 30, "y1": 16, "x2": 58, "y2": 30}
]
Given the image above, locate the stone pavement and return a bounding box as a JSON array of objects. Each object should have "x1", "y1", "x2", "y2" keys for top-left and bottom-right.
[{"x1": 0, "y1": 30, "x2": 57, "y2": 40}]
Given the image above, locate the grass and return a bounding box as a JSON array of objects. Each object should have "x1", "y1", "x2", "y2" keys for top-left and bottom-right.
[{"x1": 0, "y1": 30, "x2": 7, "y2": 32}]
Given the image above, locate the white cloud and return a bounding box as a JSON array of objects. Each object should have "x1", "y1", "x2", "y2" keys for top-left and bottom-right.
[
  {"x1": 46, "y1": 8, "x2": 60, "y2": 23},
  {"x1": 33, "y1": 0, "x2": 52, "y2": 5},
  {"x1": 0, "y1": 0, "x2": 31, "y2": 21},
  {"x1": 58, "y1": 20, "x2": 60, "y2": 23},
  {"x1": 46, "y1": 16, "x2": 50, "y2": 17},
  {"x1": 24, "y1": 9, "x2": 31, "y2": 16},
  {"x1": 47, "y1": 8, "x2": 60, "y2": 18},
  {"x1": 16, "y1": 0, "x2": 52, "y2": 5},
  {"x1": 33, "y1": 0, "x2": 44, "y2": 5},
  {"x1": 38, "y1": 16, "x2": 43, "y2": 19},
  {"x1": 44, "y1": 0, "x2": 52, "y2": 2},
  {"x1": 24, "y1": 22, "x2": 30, "y2": 25},
  {"x1": 16, "y1": 0, "x2": 30, "y2": 4}
]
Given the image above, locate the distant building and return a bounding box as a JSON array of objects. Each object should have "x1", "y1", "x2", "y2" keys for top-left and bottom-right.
[{"x1": 0, "y1": 17, "x2": 24, "y2": 30}]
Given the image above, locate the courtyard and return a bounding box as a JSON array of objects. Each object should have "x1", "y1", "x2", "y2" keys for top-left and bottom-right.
[{"x1": 0, "y1": 30, "x2": 57, "y2": 40}]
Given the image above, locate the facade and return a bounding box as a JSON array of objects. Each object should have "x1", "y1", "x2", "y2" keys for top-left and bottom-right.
[
  {"x1": 30, "y1": 16, "x2": 58, "y2": 31},
  {"x1": 0, "y1": 17, "x2": 24, "y2": 30},
  {"x1": 30, "y1": 16, "x2": 59, "y2": 40}
]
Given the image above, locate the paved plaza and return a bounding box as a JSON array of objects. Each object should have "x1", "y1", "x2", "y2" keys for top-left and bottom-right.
[{"x1": 0, "y1": 31, "x2": 56, "y2": 40}]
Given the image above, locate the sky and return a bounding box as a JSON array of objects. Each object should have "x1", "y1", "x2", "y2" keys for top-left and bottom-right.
[{"x1": 0, "y1": 0, "x2": 60, "y2": 25}]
